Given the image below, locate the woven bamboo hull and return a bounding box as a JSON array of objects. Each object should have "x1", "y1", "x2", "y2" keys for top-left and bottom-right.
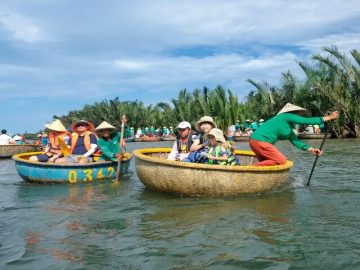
[
  {"x1": 298, "y1": 133, "x2": 328, "y2": 139},
  {"x1": 134, "y1": 148, "x2": 293, "y2": 197},
  {"x1": 0, "y1": 144, "x2": 40, "y2": 158},
  {"x1": 134, "y1": 138, "x2": 143, "y2": 142},
  {"x1": 233, "y1": 135, "x2": 250, "y2": 142},
  {"x1": 160, "y1": 136, "x2": 176, "y2": 141},
  {"x1": 12, "y1": 152, "x2": 132, "y2": 184}
]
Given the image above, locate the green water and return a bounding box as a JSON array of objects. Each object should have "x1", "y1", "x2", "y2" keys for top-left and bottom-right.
[{"x1": 1, "y1": 139, "x2": 359, "y2": 269}]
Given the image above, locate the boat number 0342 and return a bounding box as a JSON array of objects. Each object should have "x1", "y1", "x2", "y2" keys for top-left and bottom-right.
[{"x1": 68, "y1": 167, "x2": 115, "y2": 183}]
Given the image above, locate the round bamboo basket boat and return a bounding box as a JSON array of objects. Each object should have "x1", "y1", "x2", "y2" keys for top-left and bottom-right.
[
  {"x1": 298, "y1": 133, "x2": 329, "y2": 139},
  {"x1": 134, "y1": 148, "x2": 293, "y2": 197},
  {"x1": 141, "y1": 136, "x2": 161, "y2": 142},
  {"x1": 160, "y1": 136, "x2": 176, "y2": 141},
  {"x1": 12, "y1": 152, "x2": 132, "y2": 184},
  {"x1": 0, "y1": 144, "x2": 41, "y2": 158},
  {"x1": 233, "y1": 135, "x2": 250, "y2": 142}
]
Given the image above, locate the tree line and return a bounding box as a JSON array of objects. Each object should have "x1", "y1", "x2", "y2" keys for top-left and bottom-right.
[{"x1": 52, "y1": 46, "x2": 359, "y2": 138}]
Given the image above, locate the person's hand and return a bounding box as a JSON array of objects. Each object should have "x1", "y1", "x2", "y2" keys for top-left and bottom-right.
[
  {"x1": 308, "y1": 147, "x2": 323, "y2": 156},
  {"x1": 204, "y1": 153, "x2": 211, "y2": 159},
  {"x1": 114, "y1": 153, "x2": 122, "y2": 160},
  {"x1": 121, "y1": 139, "x2": 126, "y2": 148},
  {"x1": 324, "y1": 111, "x2": 339, "y2": 121}
]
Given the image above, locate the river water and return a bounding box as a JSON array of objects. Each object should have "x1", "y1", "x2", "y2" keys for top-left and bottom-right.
[{"x1": 0, "y1": 139, "x2": 359, "y2": 269}]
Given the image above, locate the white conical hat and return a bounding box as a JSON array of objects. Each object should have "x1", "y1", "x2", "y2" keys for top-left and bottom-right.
[
  {"x1": 94, "y1": 121, "x2": 116, "y2": 131},
  {"x1": 277, "y1": 103, "x2": 306, "y2": 115},
  {"x1": 46, "y1": 119, "x2": 67, "y2": 132}
]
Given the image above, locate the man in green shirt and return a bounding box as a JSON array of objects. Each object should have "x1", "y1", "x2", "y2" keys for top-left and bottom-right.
[
  {"x1": 249, "y1": 103, "x2": 339, "y2": 166},
  {"x1": 95, "y1": 121, "x2": 126, "y2": 162}
]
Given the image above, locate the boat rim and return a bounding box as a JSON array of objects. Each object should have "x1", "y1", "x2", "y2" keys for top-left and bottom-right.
[
  {"x1": 133, "y1": 148, "x2": 293, "y2": 172},
  {"x1": 12, "y1": 152, "x2": 132, "y2": 168}
]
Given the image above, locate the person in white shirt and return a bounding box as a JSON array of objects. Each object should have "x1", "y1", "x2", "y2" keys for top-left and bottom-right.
[
  {"x1": 167, "y1": 121, "x2": 195, "y2": 161},
  {"x1": 0, "y1": 129, "x2": 14, "y2": 145}
]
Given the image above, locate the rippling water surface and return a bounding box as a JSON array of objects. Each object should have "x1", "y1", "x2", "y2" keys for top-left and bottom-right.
[{"x1": 1, "y1": 139, "x2": 359, "y2": 269}]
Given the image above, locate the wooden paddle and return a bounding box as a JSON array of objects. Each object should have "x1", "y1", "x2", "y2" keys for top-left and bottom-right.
[
  {"x1": 306, "y1": 123, "x2": 332, "y2": 186},
  {"x1": 116, "y1": 115, "x2": 127, "y2": 180},
  {"x1": 58, "y1": 137, "x2": 71, "y2": 157}
]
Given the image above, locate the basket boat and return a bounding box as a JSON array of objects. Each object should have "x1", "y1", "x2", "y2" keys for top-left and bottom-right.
[
  {"x1": 297, "y1": 133, "x2": 329, "y2": 139},
  {"x1": 233, "y1": 135, "x2": 250, "y2": 142},
  {"x1": 12, "y1": 152, "x2": 132, "y2": 184},
  {"x1": 134, "y1": 137, "x2": 143, "y2": 142},
  {"x1": 160, "y1": 136, "x2": 176, "y2": 141},
  {"x1": 134, "y1": 148, "x2": 293, "y2": 197},
  {"x1": 0, "y1": 144, "x2": 41, "y2": 158},
  {"x1": 141, "y1": 136, "x2": 161, "y2": 142}
]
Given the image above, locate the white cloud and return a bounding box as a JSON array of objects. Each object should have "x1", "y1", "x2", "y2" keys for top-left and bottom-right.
[
  {"x1": 298, "y1": 32, "x2": 360, "y2": 54},
  {"x1": 110, "y1": 52, "x2": 302, "y2": 97},
  {"x1": 0, "y1": 11, "x2": 43, "y2": 42}
]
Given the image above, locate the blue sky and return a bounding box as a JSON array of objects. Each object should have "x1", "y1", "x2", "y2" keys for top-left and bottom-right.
[{"x1": 1, "y1": 0, "x2": 359, "y2": 134}]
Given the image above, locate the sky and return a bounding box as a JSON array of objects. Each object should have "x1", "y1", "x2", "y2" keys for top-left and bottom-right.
[{"x1": 1, "y1": 0, "x2": 359, "y2": 134}]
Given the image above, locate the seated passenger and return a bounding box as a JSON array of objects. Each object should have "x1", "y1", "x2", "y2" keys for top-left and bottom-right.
[
  {"x1": 187, "y1": 116, "x2": 216, "y2": 163},
  {"x1": 0, "y1": 129, "x2": 14, "y2": 145},
  {"x1": 29, "y1": 120, "x2": 69, "y2": 162},
  {"x1": 167, "y1": 121, "x2": 194, "y2": 161},
  {"x1": 206, "y1": 128, "x2": 239, "y2": 165},
  {"x1": 13, "y1": 135, "x2": 25, "y2": 144},
  {"x1": 55, "y1": 120, "x2": 97, "y2": 164},
  {"x1": 41, "y1": 132, "x2": 49, "y2": 145},
  {"x1": 95, "y1": 121, "x2": 126, "y2": 162},
  {"x1": 35, "y1": 134, "x2": 42, "y2": 145}
]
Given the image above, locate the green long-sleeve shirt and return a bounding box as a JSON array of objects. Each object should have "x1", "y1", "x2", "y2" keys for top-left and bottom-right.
[
  {"x1": 250, "y1": 113, "x2": 324, "y2": 150},
  {"x1": 97, "y1": 132, "x2": 121, "y2": 161}
]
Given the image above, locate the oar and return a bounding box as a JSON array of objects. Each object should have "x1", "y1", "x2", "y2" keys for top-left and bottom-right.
[
  {"x1": 116, "y1": 115, "x2": 127, "y2": 180},
  {"x1": 58, "y1": 137, "x2": 71, "y2": 157},
  {"x1": 306, "y1": 123, "x2": 331, "y2": 186}
]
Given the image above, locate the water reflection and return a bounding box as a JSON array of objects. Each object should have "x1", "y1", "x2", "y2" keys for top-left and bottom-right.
[{"x1": 140, "y1": 191, "x2": 294, "y2": 240}]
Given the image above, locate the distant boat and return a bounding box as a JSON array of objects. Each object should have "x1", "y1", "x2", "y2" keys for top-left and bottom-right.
[
  {"x1": 134, "y1": 148, "x2": 293, "y2": 197},
  {"x1": 298, "y1": 133, "x2": 329, "y2": 139},
  {"x1": 141, "y1": 136, "x2": 161, "y2": 142},
  {"x1": 0, "y1": 144, "x2": 41, "y2": 158},
  {"x1": 125, "y1": 137, "x2": 134, "y2": 142},
  {"x1": 160, "y1": 136, "x2": 176, "y2": 141},
  {"x1": 12, "y1": 152, "x2": 132, "y2": 184},
  {"x1": 233, "y1": 135, "x2": 250, "y2": 142}
]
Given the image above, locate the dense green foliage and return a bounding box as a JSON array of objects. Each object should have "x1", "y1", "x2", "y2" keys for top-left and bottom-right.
[{"x1": 54, "y1": 47, "x2": 360, "y2": 138}]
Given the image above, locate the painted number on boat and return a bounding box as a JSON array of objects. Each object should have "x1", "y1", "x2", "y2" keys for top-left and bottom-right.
[{"x1": 67, "y1": 167, "x2": 116, "y2": 183}]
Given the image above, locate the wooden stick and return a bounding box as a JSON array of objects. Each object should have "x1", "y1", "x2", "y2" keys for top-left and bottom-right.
[
  {"x1": 306, "y1": 123, "x2": 331, "y2": 186},
  {"x1": 116, "y1": 115, "x2": 127, "y2": 180}
]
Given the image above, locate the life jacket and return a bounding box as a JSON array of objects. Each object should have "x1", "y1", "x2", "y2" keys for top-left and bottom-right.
[
  {"x1": 208, "y1": 145, "x2": 238, "y2": 166},
  {"x1": 70, "y1": 131, "x2": 96, "y2": 154},
  {"x1": 48, "y1": 132, "x2": 68, "y2": 154},
  {"x1": 176, "y1": 134, "x2": 194, "y2": 153}
]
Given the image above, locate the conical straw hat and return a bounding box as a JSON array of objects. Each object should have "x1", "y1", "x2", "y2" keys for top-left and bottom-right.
[
  {"x1": 277, "y1": 103, "x2": 306, "y2": 115},
  {"x1": 46, "y1": 119, "x2": 67, "y2": 132},
  {"x1": 94, "y1": 121, "x2": 116, "y2": 131}
]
